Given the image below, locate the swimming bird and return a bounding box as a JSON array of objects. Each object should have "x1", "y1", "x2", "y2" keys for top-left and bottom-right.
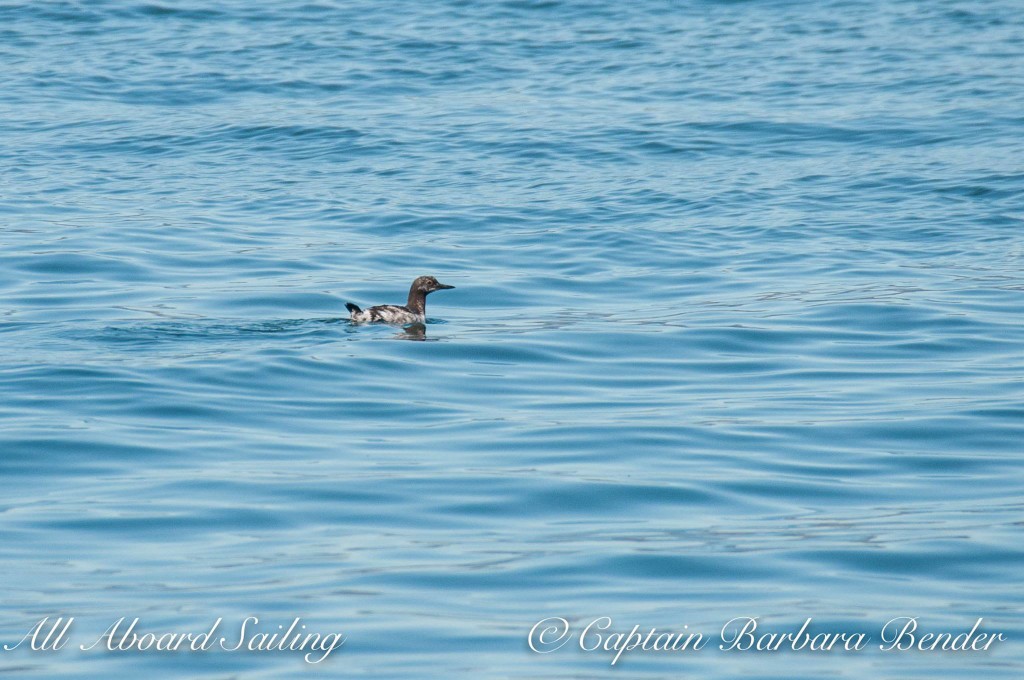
[{"x1": 346, "y1": 276, "x2": 454, "y2": 324}]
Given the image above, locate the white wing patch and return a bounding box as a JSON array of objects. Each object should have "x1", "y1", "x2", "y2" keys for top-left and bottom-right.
[{"x1": 350, "y1": 305, "x2": 423, "y2": 325}]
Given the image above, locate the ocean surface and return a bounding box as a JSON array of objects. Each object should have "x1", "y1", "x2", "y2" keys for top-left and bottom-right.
[{"x1": 1, "y1": 0, "x2": 1023, "y2": 677}]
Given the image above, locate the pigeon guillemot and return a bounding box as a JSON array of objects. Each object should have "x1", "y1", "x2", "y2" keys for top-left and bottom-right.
[{"x1": 346, "y1": 276, "x2": 454, "y2": 324}]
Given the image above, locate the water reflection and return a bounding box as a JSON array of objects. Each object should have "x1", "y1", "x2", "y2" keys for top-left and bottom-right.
[{"x1": 397, "y1": 323, "x2": 427, "y2": 341}]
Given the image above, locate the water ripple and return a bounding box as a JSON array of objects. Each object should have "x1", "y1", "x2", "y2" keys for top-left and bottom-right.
[{"x1": 1, "y1": 0, "x2": 1023, "y2": 678}]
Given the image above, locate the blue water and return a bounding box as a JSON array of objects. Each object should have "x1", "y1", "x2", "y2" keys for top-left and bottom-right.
[{"x1": 2, "y1": 0, "x2": 1023, "y2": 677}]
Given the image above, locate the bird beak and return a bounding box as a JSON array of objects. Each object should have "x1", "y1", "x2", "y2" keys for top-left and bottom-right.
[{"x1": 435, "y1": 283, "x2": 455, "y2": 290}]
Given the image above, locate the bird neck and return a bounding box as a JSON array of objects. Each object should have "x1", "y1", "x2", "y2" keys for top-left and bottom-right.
[{"x1": 407, "y1": 287, "x2": 427, "y2": 314}]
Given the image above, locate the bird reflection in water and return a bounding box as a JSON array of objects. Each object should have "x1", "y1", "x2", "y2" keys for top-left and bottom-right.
[{"x1": 396, "y1": 323, "x2": 428, "y2": 341}]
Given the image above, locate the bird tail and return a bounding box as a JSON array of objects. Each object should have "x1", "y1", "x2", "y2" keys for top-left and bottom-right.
[{"x1": 345, "y1": 303, "x2": 362, "y2": 316}]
